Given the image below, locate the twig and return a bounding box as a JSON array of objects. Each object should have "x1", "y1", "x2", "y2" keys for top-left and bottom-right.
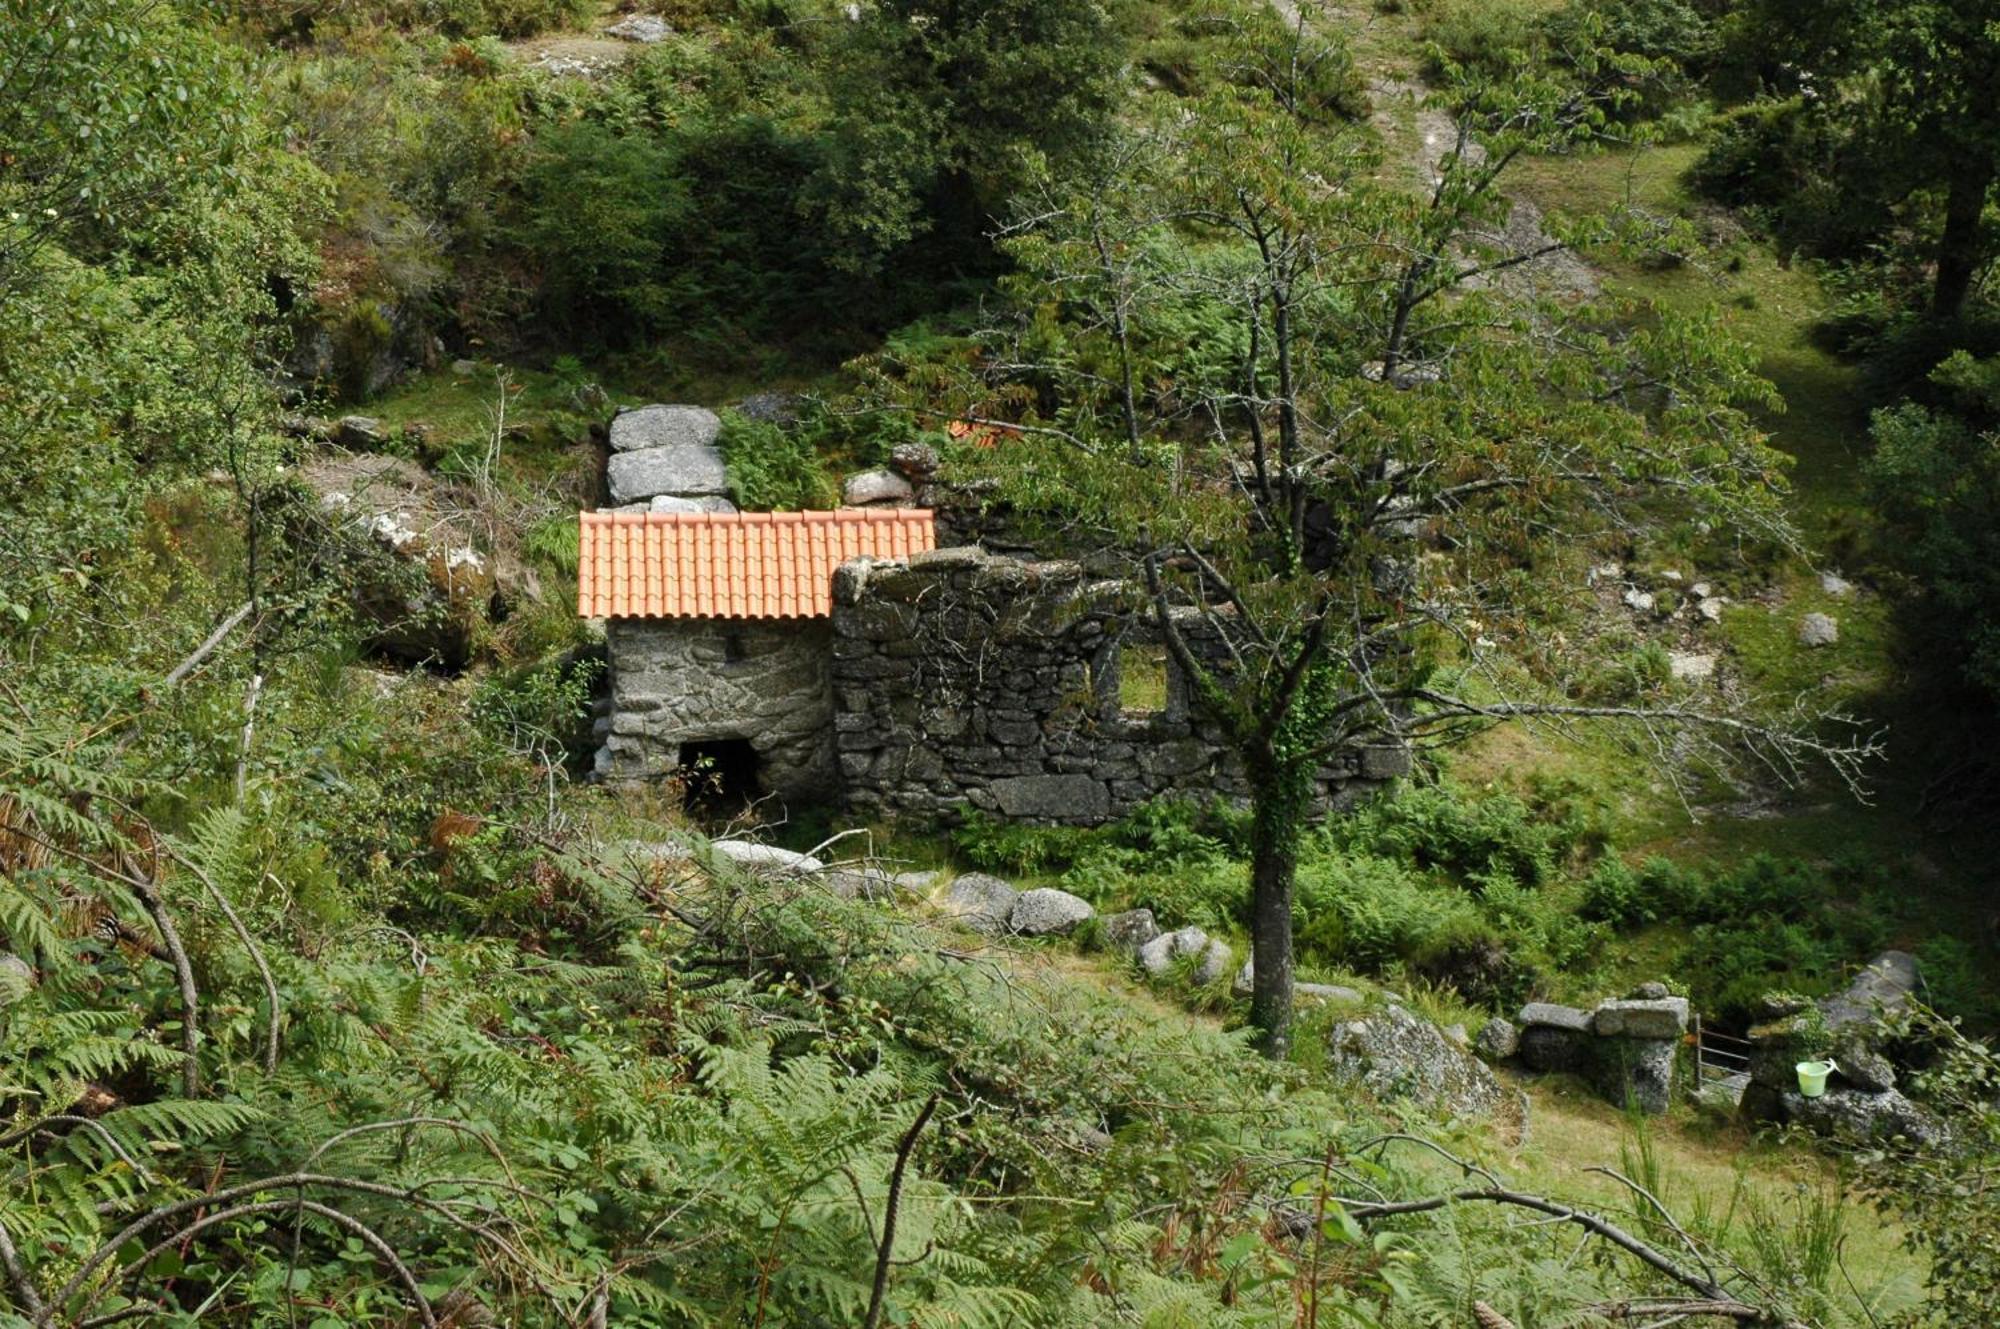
[
  {"x1": 862, "y1": 1094, "x2": 940, "y2": 1329},
  {"x1": 0, "y1": 1217, "x2": 46, "y2": 1320},
  {"x1": 162, "y1": 602, "x2": 253, "y2": 687},
  {"x1": 163, "y1": 843, "x2": 281, "y2": 1074}
]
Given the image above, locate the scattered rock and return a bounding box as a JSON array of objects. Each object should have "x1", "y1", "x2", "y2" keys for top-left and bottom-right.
[
  {"x1": 1819, "y1": 571, "x2": 1854, "y2": 597},
  {"x1": 823, "y1": 866, "x2": 901, "y2": 901},
  {"x1": 1231, "y1": 960, "x2": 1361, "y2": 1003},
  {"x1": 1138, "y1": 927, "x2": 1230, "y2": 984},
  {"x1": 0, "y1": 953, "x2": 34, "y2": 1007},
  {"x1": 1009, "y1": 887, "x2": 1095, "y2": 936},
  {"x1": 843, "y1": 468, "x2": 916, "y2": 506},
  {"x1": 1326, "y1": 1003, "x2": 1509, "y2": 1118},
  {"x1": 943, "y1": 873, "x2": 1019, "y2": 933},
  {"x1": 451, "y1": 359, "x2": 479, "y2": 377},
  {"x1": 889, "y1": 442, "x2": 941, "y2": 482},
  {"x1": 736, "y1": 391, "x2": 802, "y2": 424},
  {"x1": 708, "y1": 840, "x2": 823, "y2": 876},
  {"x1": 893, "y1": 869, "x2": 941, "y2": 896},
  {"x1": 1593, "y1": 997, "x2": 1689, "y2": 1040},
  {"x1": 1689, "y1": 582, "x2": 1711, "y2": 599},
  {"x1": 1669, "y1": 651, "x2": 1717, "y2": 682},
  {"x1": 1474, "y1": 1017, "x2": 1520, "y2": 1061},
  {"x1": 1443, "y1": 1023, "x2": 1469, "y2": 1046},
  {"x1": 1622, "y1": 588, "x2": 1656, "y2": 614},
  {"x1": 1631, "y1": 981, "x2": 1670, "y2": 1000},
  {"x1": 605, "y1": 13, "x2": 671, "y2": 41},
  {"x1": 1798, "y1": 612, "x2": 1839, "y2": 648},
  {"x1": 335, "y1": 415, "x2": 386, "y2": 448},
  {"x1": 1100, "y1": 908, "x2": 1161, "y2": 953},
  {"x1": 1697, "y1": 597, "x2": 1726, "y2": 624},
  {"x1": 609, "y1": 404, "x2": 721, "y2": 454},
  {"x1": 1660, "y1": 569, "x2": 1683, "y2": 583}
]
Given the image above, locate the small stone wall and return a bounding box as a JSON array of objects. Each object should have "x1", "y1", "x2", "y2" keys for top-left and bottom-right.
[
  {"x1": 829, "y1": 546, "x2": 1404, "y2": 823},
  {"x1": 596, "y1": 617, "x2": 833, "y2": 799},
  {"x1": 1479, "y1": 985, "x2": 1689, "y2": 1114}
]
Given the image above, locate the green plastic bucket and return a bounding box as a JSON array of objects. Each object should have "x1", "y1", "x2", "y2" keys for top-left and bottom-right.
[{"x1": 1796, "y1": 1059, "x2": 1838, "y2": 1098}]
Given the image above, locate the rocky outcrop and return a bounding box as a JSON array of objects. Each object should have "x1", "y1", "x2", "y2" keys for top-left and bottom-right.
[
  {"x1": 1326, "y1": 1002, "x2": 1508, "y2": 1119},
  {"x1": 1100, "y1": 909, "x2": 1161, "y2": 953},
  {"x1": 301, "y1": 454, "x2": 525, "y2": 670},
  {"x1": 1742, "y1": 952, "x2": 1938, "y2": 1143}
]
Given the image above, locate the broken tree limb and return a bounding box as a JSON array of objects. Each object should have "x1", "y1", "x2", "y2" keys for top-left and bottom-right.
[{"x1": 162, "y1": 602, "x2": 253, "y2": 688}]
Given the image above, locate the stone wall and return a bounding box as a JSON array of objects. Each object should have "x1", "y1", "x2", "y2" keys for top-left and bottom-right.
[
  {"x1": 596, "y1": 617, "x2": 833, "y2": 799},
  {"x1": 829, "y1": 545, "x2": 1404, "y2": 823}
]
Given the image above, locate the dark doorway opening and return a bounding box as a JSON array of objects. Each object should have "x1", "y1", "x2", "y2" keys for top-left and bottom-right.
[{"x1": 678, "y1": 738, "x2": 761, "y2": 816}]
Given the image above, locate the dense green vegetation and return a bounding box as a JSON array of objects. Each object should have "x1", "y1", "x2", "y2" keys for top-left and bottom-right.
[{"x1": 5, "y1": 0, "x2": 2000, "y2": 1322}]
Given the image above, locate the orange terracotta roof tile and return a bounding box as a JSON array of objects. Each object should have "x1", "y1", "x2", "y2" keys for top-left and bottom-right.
[{"x1": 577, "y1": 509, "x2": 937, "y2": 620}]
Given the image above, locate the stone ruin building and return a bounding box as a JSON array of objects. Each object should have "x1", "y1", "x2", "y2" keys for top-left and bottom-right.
[{"x1": 578, "y1": 402, "x2": 1407, "y2": 823}]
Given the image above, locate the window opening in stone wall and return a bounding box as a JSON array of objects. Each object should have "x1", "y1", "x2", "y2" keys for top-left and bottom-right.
[
  {"x1": 678, "y1": 738, "x2": 760, "y2": 816},
  {"x1": 1118, "y1": 642, "x2": 1171, "y2": 718},
  {"x1": 722, "y1": 633, "x2": 748, "y2": 664}
]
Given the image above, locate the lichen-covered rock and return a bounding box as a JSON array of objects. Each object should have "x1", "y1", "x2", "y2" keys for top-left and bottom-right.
[
  {"x1": 1100, "y1": 908, "x2": 1160, "y2": 953},
  {"x1": 1474, "y1": 1017, "x2": 1520, "y2": 1062},
  {"x1": 943, "y1": 873, "x2": 1018, "y2": 933},
  {"x1": 1519, "y1": 1002, "x2": 1593, "y2": 1033},
  {"x1": 606, "y1": 12, "x2": 672, "y2": 41},
  {"x1": 842, "y1": 468, "x2": 915, "y2": 506},
  {"x1": 1798, "y1": 612, "x2": 1839, "y2": 647},
  {"x1": 607, "y1": 444, "x2": 730, "y2": 503},
  {"x1": 1833, "y1": 1037, "x2": 1898, "y2": 1093},
  {"x1": 1593, "y1": 997, "x2": 1689, "y2": 1039},
  {"x1": 1325, "y1": 1003, "x2": 1508, "y2": 1119},
  {"x1": 1138, "y1": 927, "x2": 1229, "y2": 984},
  {"x1": 1009, "y1": 887, "x2": 1094, "y2": 936},
  {"x1": 1779, "y1": 1086, "x2": 1948, "y2": 1149},
  {"x1": 0, "y1": 953, "x2": 34, "y2": 1007},
  {"x1": 1601, "y1": 1038, "x2": 1679, "y2": 1115},
  {"x1": 609, "y1": 404, "x2": 720, "y2": 453}
]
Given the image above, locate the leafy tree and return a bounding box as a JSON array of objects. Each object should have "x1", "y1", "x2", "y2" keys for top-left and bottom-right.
[
  {"x1": 1864, "y1": 351, "x2": 2000, "y2": 697},
  {"x1": 1719, "y1": 0, "x2": 2000, "y2": 318},
  {"x1": 886, "y1": 4, "x2": 1869, "y2": 1055},
  {"x1": 807, "y1": 0, "x2": 1127, "y2": 271}
]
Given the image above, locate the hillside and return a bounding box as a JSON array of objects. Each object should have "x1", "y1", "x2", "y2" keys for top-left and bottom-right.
[{"x1": 3, "y1": 0, "x2": 1999, "y2": 1323}]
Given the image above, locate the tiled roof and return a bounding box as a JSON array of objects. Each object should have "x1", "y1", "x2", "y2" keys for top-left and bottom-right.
[{"x1": 577, "y1": 509, "x2": 936, "y2": 620}]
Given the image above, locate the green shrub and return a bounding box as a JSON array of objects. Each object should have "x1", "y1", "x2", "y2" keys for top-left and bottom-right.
[
  {"x1": 1415, "y1": 0, "x2": 1546, "y2": 76},
  {"x1": 717, "y1": 410, "x2": 840, "y2": 512}
]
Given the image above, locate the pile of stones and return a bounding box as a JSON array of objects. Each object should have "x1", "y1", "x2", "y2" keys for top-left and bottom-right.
[
  {"x1": 604, "y1": 405, "x2": 737, "y2": 512},
  {"x1": 1475, "y1": 982, "x2": 1688, "y2": 1114}
]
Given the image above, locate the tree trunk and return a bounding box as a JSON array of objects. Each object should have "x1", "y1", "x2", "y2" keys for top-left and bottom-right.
[
  {"x1": 1933, "y1": 156, "x2": 1994, "y2": 319},
  {"x1": 1247, "y1": 778, "x2": 1300, "y2": 1059}
]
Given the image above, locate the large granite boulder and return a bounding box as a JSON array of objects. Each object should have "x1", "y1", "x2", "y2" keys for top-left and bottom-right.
[
  {"x1": 843, "y1": 468, "x2": 916, "y2": 506},
  {"x1": 609, "y1": 404, "x2": 720, "y2": 453},
  {"x1": 1474, "y1": 1017, "x2": 1520, "y2": 1062},
  {"x1": 1822, "y1": 950, "x2": 1919, "y2": 1030},
  {"x1": 1326, "y1": 1003, "x2": 1508, "y2": 1119},
  {"x1": 707, "y1": 840, "x2": 824, "y2": 876},
  {"x1": 1009, "y1": 887, "x2": 1095, "y2": 936},
  {"x1": 607, "y1": 444, "x2": 730, "y2": 504},
  {"x1": 1593, "y1": 996, "x2": 1689, "y2": 1040},
  {"x1": 942, "y1": 874, "x2": 1019, "y2": 933},
  {"x1": 1779, "y1": 1086, "x2": 1948, "y2": 1150},
  {"x1": 1516, "y1": 1003, "x2": 1593, "y2": 1073}
]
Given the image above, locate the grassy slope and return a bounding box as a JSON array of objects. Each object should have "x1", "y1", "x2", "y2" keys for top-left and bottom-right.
[{"x1": 1327, "y1": 0, "x2": 1997, "y2": 1004}]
